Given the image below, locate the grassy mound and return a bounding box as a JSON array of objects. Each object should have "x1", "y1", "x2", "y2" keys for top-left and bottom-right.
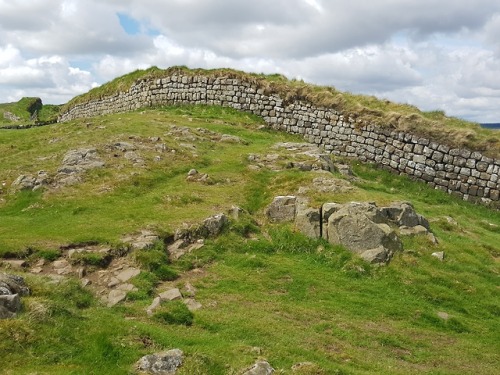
[
  {"x1": 0, "y1": 97, "x2": 60, "y2": 126},
  {"x1": 0, "y1": 106, "x2": 498, "y2": 374}
]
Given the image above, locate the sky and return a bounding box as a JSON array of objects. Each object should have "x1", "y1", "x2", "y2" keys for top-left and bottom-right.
[{"x1": 1, "y1": 0, "x2": 500, "y2": 123}]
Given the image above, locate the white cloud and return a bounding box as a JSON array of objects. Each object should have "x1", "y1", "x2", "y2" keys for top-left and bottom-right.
[{"x1": 0, "y1": 0, "x2": 499, "y2": 123}]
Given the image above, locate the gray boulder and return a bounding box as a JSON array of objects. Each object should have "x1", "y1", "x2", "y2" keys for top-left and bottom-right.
[
  {"x1": 58, "y1": 148, "x2": 105, "y2": 175},
  {"x1": 242, "y1": 360, "x2": 274, "y2": 375},
  {"x1": 136, "y1": 349, "x2": 183, "y2": 375},
  {"x1": 327, "y1": 203, "x2": 402, "y2": 262},
  {"x1": 0, "y1": 273, "x2": 29, "y2": 319},
  {"x1": 294, "y1": 206, "x2": 321, "y2": 238},
  {"x1": 266, "y1": 196, "x2": 297, "y2": 223}
]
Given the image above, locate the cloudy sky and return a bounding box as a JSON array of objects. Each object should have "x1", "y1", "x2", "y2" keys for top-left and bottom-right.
[{"x1": 1, "y1": 0, "x2": 500, "y2": 123}]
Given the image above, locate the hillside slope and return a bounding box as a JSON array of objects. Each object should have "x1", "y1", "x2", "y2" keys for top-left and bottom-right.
[{"x1": 0, "y1": 105, "x2": 499, "y2": 374}]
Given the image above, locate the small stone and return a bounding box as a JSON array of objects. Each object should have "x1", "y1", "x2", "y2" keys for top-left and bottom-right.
[
  {"x1": 183, "y1": 282, "x2": 196, "y2": 297},
  {"x1": 108, "y1": 277, "x2": 121, "y2": 288},
  {"x1": 431, "y1": 251, "x2": 445, "y2": 261},
  {"x1": 136, "y1": 349, "x2": 183, "y2": 375},
  {"x1": 115, "y1": 268, "x2": 140, "y2": 282},
  {"x1": 30, "y1": 267, "x2": 43, "y2": 274},
  {"x1": 242, "y1": 360, "x2": 274, "y2": 375},
  {"x1": 81, "y1": 278, "x2": 91, "y2": 287},
  {"x1": 437, "y1": 311, "x2": 450, "y2": 320},
  {"x1": 0, "y1": 260, "x2": 27, "y2": 269},
  {"x1": 107, "y1": 289, "x2": 127, "y2": 307},
  {"x1": 117, "y1": 283, "x2": 137, "y2": 292},
  {"x1": 53, "y1": 259, "x2": 70, "y2": 269},
  {"x1": 360, "y1": 246, "x2": 388, "y2": 264},
  {"x1": 183, "y1": 298, "x2": 202, "y2": 311},
  {"x1": 159, "y1": 288, "x2": 182, "y2": 301},
  {"x1": 146, "y1": 296, "x2": 161, "y2": 316},
  {"x1": 187, "y1": 169, "x2": 198, "y2": 176}
]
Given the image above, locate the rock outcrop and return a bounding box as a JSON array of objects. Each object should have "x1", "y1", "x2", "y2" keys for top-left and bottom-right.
[
  {"x1": 267, "y1": 197, "x2": 434, "y2": 264},
  {"x1": 0, "y1": 273, "x2": 29, "y2": 319},
  {"x1": 136, "y1": 349, "x2": 183, "y2": 375}
]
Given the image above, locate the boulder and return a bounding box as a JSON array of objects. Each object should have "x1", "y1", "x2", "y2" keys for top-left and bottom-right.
[
  {"x1": 60, "y1": 148, "x2": 104, "y2": 171},
  {"x1": 107, "y1": 289, "x2": 127, "y2": 307},
  {"x1": 242, "y1": 361, "x2": 274, "y2": 375},
  {"x1": 360, "y1": 246, "x2": 389, "y2": 264},
  {"x1": 136, "y1": 349, "x2": 183, "y2": 375},
  {"x1": 159, "y1": 288, "x2": 182, "y2": 301},
  {"x1": 294, "y1": 206, "x2": 321, "y2": 238},
  {"x1": 0, "y1": 294, "x2": 21, "y2": 319},
  {"x1": 0, "y1": 273, "x2": 29, "y2": 319},
  {"x1": 327, "y1": 205, "x2": 402, "y2": 254},
  {"x1": 266, "y1": 196, "x2": 297, "y2": 223},
  {"x1": 199, "y1": 214, "x2": 228, "y2": 237}
]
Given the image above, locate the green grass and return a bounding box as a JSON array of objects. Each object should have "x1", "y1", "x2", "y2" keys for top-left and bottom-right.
[
  {"x1": 0, "y1": 105, "x2": 499, "y2": 374},
  {"x1": 0, "y1": 97, "x2": 60, "y2": 126}
]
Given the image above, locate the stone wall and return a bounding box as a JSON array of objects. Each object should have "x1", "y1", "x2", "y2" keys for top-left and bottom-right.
[{"x1": 58, "y1": 73, "x2": 500, "y2": 206}]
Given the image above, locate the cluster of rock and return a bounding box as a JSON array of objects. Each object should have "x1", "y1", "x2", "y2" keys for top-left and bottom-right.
[
  {"x1": 11, "y1": 148, "x2": 105, "y2": 192},
  {"x1": 146, "y1": 282, "x2": 202, "y2": 316},
  {"x1": 135, "y1": 349, "x2": 274, "y2": 375},
  {"x1": 0, "y1": 273, "x2": 29, "y2": 319},
  {"x1": 168, "y1": 213, "x2": 228, "y2": 260},
  {"x1": 58, "y1": 72, "x2": 500, "y2": 206},
  {"x1": 267, "y1": 196, "x2": 435, "y2": 264}
]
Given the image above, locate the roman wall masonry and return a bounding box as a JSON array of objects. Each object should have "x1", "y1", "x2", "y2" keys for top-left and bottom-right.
[{"x1": 58, "y1": 73, "x2": 500, "y2": 206}]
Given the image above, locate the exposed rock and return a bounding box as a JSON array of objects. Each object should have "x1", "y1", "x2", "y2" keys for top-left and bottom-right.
[
  {"x1": 146, "y1": 296, "x2": 161, "y2": 316},
  {"x1": 54, "y1": 148, "x2": 104, "y2": 187},
  {"x1": 168, "y1": 240, "x2": 204, "y2": 261},
  {"x1": 294, "y1": 206, "x2": 321, "y2": 238},
  {"x1": 159, "y1": 288, "x2": 182, "y2": 301},
  {"x1": 199, "y1": 214, "x2": 228, "y2": 237},
  {"x1": 113, "y1": 141, "x2": 136, "y2": 152},
  {"x1": 220, "y1": 134, "x2": 247, "y2": 144},
  {"x1": 173, "y1": 213, "x2": 227, "y2": 245},
  {"x1": 431, "y1": 251, "x2": 445, "y2": 261},
  {"x1": 382, "y1": 202, "x2": 429, "y2": 229},
  {"x1": 266, "y1": 196, "x2": 297, "y2": 223},
  {"x1": 107, "y1": 289, "x2": 127, "y2": 307},
  {"x1": 0, "y1": 273, "x2": 29, "y2": 319},
  {"x1": 0, "y1": 273, "x2": 29, "y2": 296},
  {"x1": 437, "y1": 311, "x2": 450, "y2": 320},
  {"x1": 59, "y1": 148, "x2": 105, "y2": 173},
  {"x1": 3, "y1": 111, "x2": 21, "y2": 122},
  {"x1": 327, "y1": 203, "x2": 402, "y2": 260},
  {"x1": 136, "y1": 349, "x2": 183, "y2": 375},
  {"x1": 334, "y1": 163, "x2": 355, "y2": 177},
  {"x1": 298, "y1": 176, "x2": 354, "y2": 194},
  {"x1": 187, "y1": 169, "x2": 198, "y2": 176},
  {"x1": 399, "y1": 225, "x2": 429, "y2": 236},
  {"x1": 183, "y1": 282, "x2": 196, "y2": 297},
  {"x1": 122, "y1": 230, "x2": 159, "y2": 250},
  {"x1": 1, "y1": 259, "x2": 27, "y2": 269},
  {"x1": 183, "y1": 298, "x2": 202, "y2": 311},
  {"x1": 228, "y1": 205, "x2": 244, "y2": 220},
  {"x1": 242, "y1": 360, "x2": 274, "y2": 375},
  {"x1": 360, "y1": 246, "x2": 389, "y2": 264},
  {"x1": 0, "y1": 294, "x2": 21, "y2": 319},
  {"x1": 11, "y1": 171, "x2": 50, "y2": 192},
  {"x1": 115, "y1": 267, "x2": 140, "y2": 282}
]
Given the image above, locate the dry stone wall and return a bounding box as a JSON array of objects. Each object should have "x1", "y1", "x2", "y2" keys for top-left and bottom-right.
[{"x1": 59, "y1": 74, "x2": 500, "y2": 206}]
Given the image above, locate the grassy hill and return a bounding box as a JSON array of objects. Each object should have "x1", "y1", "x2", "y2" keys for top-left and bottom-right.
[
  {"x1": 0, "y1": 105, "x2": 499, "y2": 374},
  {"x1": 0, "y1": 97, "x2": 60, "y2": 127}
]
